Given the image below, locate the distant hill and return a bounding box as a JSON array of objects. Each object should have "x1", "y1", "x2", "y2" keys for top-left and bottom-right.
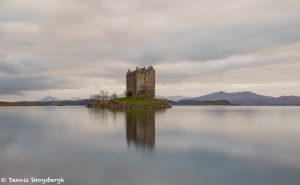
[
  {"x1": 170, "y1": 99, "x2": 237, "y2": 106},
  {"x1": 69, "y1": 97, "x2": 84, "y2": 101},
  {"x1": 189, "y1": 91, "x2": 300, "y2": 106},
  {"x1": 55, "y1": 99, "x2": 90, "y2": 106},
  {"x1": 156, "y1": 95, "x2": 191, "y2": 101},
  {"x1": 0, "y1": 99, "x2": 91, "y2": 106},
  {"x1": 194, "y1": 91, "x2": 272, "y2": 101},
  {"x1": 40, "y1": 96, "x2": 85, "y2": 102},
  {"x1": 272, "y1": 96, "x2": 300, "y2": 105},
  {"x1": 39, "y1": 96, "x2": 62, "y2": 102}
]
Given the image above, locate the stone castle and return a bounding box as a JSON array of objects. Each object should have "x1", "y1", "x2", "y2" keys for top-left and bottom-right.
[{"x1": 126, "y1": 66, "x2": 155, "y2": 98}]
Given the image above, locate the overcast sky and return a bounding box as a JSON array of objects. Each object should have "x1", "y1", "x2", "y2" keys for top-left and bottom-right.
[{"x1": 1, "y1": 0, "x2": 300, "y2": 101}]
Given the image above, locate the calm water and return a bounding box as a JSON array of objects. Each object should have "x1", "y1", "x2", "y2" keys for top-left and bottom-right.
[{"x1": 1, "y1": 106, "x2": 300, "y2": 185}]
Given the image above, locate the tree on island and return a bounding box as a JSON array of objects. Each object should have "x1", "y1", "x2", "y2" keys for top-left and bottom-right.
[
  {"x1": 90, "y1": 90, "x2": 109, "y2": 101},
  {"x1": 90, "y1": 90, "x2": 118, "y2": 101},
  {"x1": 110, "y1": 93, "x2": 118, "y2": 99}
]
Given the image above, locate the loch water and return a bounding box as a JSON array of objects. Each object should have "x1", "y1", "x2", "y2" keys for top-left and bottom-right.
[{"x1": 0, "y1": 106, "x2": 300, "y2": 185}]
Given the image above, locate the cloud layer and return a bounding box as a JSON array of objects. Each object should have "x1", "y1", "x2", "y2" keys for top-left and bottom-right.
[{"x1": 1, "y1": 0, "x2": 300, "y2": 100}]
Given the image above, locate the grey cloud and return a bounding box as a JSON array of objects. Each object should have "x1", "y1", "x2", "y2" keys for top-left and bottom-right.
[
  {"x1": 0, "y1": 76, "x2": 76, "y2": 95},
  {"x1": 0, "y1": 0, "x2": 300, "y2": 98},
  {"x1": 1, "y1": 0, "x2": 300, "y2": 64},
  {"x1": 135, "y1": 19, "x2": 300, "y2": 63}
]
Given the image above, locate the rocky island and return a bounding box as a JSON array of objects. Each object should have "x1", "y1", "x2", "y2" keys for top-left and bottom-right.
[
  {"x1": 87, "y1": 97, "x2": 171, "y2": 110},
  {"x1": 87, "y1": 66, "x2": 172, "y2": 110}
]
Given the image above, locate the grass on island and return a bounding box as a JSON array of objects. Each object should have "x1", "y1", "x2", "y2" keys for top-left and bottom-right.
[
  {"x1": 113, "y1": 96, "x2": 166, "y2": 105},
  {"x1": 87, "y1": 96, "x2": 171, "y2": 109}
]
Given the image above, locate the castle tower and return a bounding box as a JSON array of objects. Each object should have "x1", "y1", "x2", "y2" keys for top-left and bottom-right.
[{"x1": 126, "y1": 66, "x2": 155, "y2": 98}]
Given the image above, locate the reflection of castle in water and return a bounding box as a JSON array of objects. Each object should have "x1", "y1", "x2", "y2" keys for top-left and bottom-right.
[{"x1": 126, "y1": 110, "x2": 155, "y2": 150}]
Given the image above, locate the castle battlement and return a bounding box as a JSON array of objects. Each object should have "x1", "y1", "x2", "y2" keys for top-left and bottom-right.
[{"x1": 126, "y1": 66, "x2": 155, "y2": 98}]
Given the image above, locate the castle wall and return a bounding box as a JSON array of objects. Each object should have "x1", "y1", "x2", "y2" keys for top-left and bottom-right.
[
  {"x1": 126, "y1": 66, "x2": 155, "y2": 98},
  {"x1": 147, "y1": 69, "x2": 155, "y2": 97},
  {"x1": 126, "y1": 71, "x2": 136, "y2": 96}
]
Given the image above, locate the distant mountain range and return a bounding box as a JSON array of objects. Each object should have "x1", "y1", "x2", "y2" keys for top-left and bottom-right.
[
  {"x1": 39, "y1": 96, "x2": 84, "y2": 102},
  {"x1": 156, "y1": 95, "x2": 191, "y2": 101},
  {"x1": 169, "y1": 99, "x2": 237, "y2": 106},
  {"x1": 69, "y1": 97, "x2": 84, "y2": 101},
  {"x1": 163, "y1": 91, "x2": 300, "y2": 106},
  {"x1": 35, "y1": 92, "x2": 300, "y2": 106},
  {"x1": 39, "y1": 96, "x2": 62, "y2": 102}
]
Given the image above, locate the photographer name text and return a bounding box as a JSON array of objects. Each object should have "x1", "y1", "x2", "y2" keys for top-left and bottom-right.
[{"x1": 0, "y1": 177, "x2": 64, "y2": 184}]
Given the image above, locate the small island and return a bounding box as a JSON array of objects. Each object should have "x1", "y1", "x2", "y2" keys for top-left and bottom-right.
[
  {"x1": 87, "y1": 97, "x2": 171, "y2": 110},
  {"x1": 87, "y1": 66, "x2": 172, "y2": 110}
]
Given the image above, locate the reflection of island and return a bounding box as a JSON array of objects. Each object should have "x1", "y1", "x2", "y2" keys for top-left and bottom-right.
[{"x1": 126, "y1": 110, "x2": 155, "y2": 150}]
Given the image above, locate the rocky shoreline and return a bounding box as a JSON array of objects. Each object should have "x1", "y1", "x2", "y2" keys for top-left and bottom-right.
[{"x1": 87, "y1": 98, "x2": 172, "y2": 110}]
